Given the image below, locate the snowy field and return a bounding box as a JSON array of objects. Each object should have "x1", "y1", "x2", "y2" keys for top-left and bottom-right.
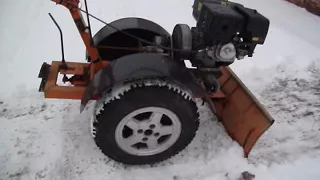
[{"x1": 1, "y1": 0, "x2": 320, "y2": 179}]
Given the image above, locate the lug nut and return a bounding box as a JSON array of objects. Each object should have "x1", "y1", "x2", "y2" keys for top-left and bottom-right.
[
  {"x1": 137, "y1": 129, "x2": 143, "y2": 134},
  {"x1": 150, "y1": 124, "x2": 155, "y2": 129}
]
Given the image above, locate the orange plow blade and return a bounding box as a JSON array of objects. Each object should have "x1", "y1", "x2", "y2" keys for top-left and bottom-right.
[{"x1": 213, "y1": 67, "x2": 274, "y2": 157}]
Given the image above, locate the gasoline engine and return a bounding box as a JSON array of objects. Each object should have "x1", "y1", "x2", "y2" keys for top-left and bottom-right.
[{"x1": 152, "y1": 0, "x2": 269, "y2": 92}]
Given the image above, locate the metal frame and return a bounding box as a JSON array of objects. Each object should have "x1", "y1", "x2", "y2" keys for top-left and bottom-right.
[
  {"x1": 40, "y1": 0, "x2": 107, "y2": 100},
  {"x1": 44, "y1": 61, "x2": 89, "y2": 99}
]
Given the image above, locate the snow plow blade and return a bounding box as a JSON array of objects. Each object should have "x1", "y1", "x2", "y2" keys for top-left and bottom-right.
[{"x1": 213, "y1": 67, "x2": 274, "y2": 157}]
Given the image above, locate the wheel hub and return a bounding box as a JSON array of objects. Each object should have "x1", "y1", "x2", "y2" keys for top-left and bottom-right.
[{"x1": 115, "y1": 107, "x2": 182, "y2": 156}]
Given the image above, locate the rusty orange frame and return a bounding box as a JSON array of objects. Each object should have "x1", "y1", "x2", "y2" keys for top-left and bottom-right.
[
  {"x1": 43, "y1": 0, "x2": 107, "y2": 99},
  {"x1": 44, "y1": 61, "x2": 89, "y2": 99},
  {"x1": 50, "y1": 0, "x2": 106, "y2": 74}
]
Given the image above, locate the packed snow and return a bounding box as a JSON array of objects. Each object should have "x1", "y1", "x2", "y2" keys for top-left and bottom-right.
[{"x1": 1, "y1": 0, "x2": 320, "y2": 179}]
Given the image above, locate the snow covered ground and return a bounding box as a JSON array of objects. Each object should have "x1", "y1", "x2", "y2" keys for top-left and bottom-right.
[{"x1": 1, "y1": 0, "x2": 320, "y2": 179}]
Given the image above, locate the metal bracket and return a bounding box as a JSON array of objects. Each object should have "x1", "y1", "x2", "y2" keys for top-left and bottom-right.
[{"x1": 38, "y1": 62, "x2": 51, "y2": 92}]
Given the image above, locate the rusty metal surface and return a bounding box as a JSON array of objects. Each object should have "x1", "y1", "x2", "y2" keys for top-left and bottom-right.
[
  {"x1": 43, "y1": 61, "x2": 89, "y2": 100},
  {"x1": 59, "y1": 66, "x2": 85, "y2": 75},
  {"x1": 213, "y1": 67, "x2": 274, "y2": 157},
  {"x1": 50, "y1": 0, "x2": 106, "y2": 79}
]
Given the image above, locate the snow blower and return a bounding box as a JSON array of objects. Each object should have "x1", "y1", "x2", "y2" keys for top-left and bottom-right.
[{"x1": 38, "y1": 0, "x2": 274, "y2": 165}]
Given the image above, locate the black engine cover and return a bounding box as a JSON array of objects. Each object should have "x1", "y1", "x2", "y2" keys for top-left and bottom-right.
[
  {"x1": 193, "y1": 0, "x2": 269, "y2": 47},
  {"x1": 197, "y1": 2, "x2": 245, "y2": 45},
  {"x1": 234, "y1": 5, "x2": 269, "y2": 44}
]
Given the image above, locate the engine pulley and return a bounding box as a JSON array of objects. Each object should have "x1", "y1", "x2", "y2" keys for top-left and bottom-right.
[
  {"x1": 171, "y1": 24, "x2": 192, "y2": 61},
  {"x1": 215, "y1": 43, "x2": 236, "y2": 63}
]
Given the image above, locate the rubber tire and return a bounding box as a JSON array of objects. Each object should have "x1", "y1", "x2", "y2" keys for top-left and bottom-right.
[{"x1": 93, "y1": 86, "x2": 199, "y2": 165}]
